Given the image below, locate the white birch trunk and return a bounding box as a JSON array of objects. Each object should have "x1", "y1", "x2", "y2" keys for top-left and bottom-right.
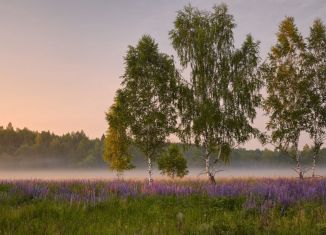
[
  {"x1": 205, "y1": 149, "x2": 216, "y2": 184},
  {"x1": 294, "y1": 137, "x2": 303, "y2": 179},
  {"x1": 312, "y1": 133, "x2": 318, "y2": 178},
  {"x1": 312, "y1": 153, "x2": 317, "y2": 178},
  {"x1": 148, "y1": 157, "x2": 153, "y2": 184},
  {"x1": 205, "y1": 150, "x2": 210, "y2": 177}
]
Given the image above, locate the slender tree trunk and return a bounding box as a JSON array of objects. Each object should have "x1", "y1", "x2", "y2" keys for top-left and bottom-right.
[
  {"x1": 294, "y1": 137, "x2": 303, "y2": 179},
  {"x1": 312, "y1": 152, "x2": 317, "y2": 178},
  {"x1": 148, "y1": 156, "x2": 153, "y2": 184},
  {"x1": 312, "y1": 133, "x2": 319, "y2": 178},
  {"x1": 116, "y1": 171, "x2": 123, "y2": 180},
  {"x1": 205, "y1": 149, "x2": 216, "y2": 184},
  {"x1": 205, "y1": 152, "x2": 210, "y2": 177}
]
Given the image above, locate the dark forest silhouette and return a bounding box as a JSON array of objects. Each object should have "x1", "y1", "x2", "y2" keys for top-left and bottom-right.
[{"x1": 1, "y1": 123, "x2": 325, "y2": 169}]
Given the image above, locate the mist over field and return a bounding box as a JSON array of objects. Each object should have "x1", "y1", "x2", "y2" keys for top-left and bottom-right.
[
  {"x1": 1, "y1": 124, "x2": 325, "y2": 181},
  {"x1": 1, "y1": 167, "x2": 326, "y2": 180},
  {"x1": 1, "y1": 125, "x2": 325, "y2": 180},
  {"x1": 1, "y1": 148, "x2": 325, "y2": 180}
]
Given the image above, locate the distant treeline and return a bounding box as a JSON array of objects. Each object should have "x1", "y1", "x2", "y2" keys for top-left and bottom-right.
[
  {"x1": 0, "y1": 123, "x2": 325, "y2": 169},
  {"x1": 0, "y1": 123, "x2": 104, "y2": 168}
]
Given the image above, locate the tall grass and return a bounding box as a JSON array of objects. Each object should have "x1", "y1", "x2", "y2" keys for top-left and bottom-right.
[{"x1": 0, "y1": 178, "x2": 325, "y2": 234}]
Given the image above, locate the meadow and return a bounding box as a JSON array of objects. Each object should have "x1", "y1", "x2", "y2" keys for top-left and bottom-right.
[{"x1": 0, "y1": 178, "x2": 325, "y2": 234}]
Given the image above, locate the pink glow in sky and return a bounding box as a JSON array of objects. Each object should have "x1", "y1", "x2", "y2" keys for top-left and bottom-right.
[{"x1": 1, "y1": 0, "x2": 325, "y2": 149}]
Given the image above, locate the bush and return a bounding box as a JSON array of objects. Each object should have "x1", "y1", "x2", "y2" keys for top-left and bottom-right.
[{"x1": 158, "y1": 145, "x2": 188, "y2": 179}]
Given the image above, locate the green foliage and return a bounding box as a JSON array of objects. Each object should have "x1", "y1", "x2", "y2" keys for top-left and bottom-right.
[
  {"x1": 305, "y1": 19, "x2": 326, "y2": 157},
  {"x1": 104, "y1": 127, "x2": 133, "y2": 174},
  {"x1": 158, "y1": 145, "x2": 188, "y2": 179},
  {"x1": 1, "y1": 123, "x2": 326, "y2": 169},
  {"x1": 170, "y1": 4, "x2": 262, "y2": 171},
  {"x1": 262, "y1": 17, "x2": 308, "y2": 151},
  {"x1": 0, "y1": 123, "x2": 104, "y2": 168},
  {"x1": 262, "y1": 17, "x2": 326, "y2": 177},
  {"x1": 120, "y1": 35, "x2": 179, "y2": 160},
  {"x1": 103, "y1": 92, "x2": 134, "y2": 174},
  {"x1": 115, "y1": 35, "x2": 181, "y2": 182},
  {"x1": 0, "y1": 193, "x2": 325, "y2": 234}
]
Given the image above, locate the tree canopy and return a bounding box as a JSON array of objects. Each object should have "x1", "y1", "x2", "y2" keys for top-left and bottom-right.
[
  {"x1": 261, "y1": 17, "x2": 310, "y2": 178},
  {"x1": 0, "y1": 123, "x2": 104, "y2": 167},
  {"x1": 170, "y1": 4, "x2": 262, "y2": 181},
  {"x1": 103, "y1": 91, "x2": 134, "y2": 175},
  {"x1": 158, "y1": 145, "x2": 188, "y2": 179},
  {"x1": 118, "y1": 35, "x2": 180, "y2": 182},
  {"x1": 305, "y1": 19, "x2": 326, "y2": 177}
]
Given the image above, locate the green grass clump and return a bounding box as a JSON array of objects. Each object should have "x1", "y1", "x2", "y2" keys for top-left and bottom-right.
[{"x1": 0, "y1": 195, "x2": 325, "y2": 235}]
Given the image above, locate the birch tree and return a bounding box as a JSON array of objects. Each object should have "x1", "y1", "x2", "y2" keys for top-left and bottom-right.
[
  {"x1": 104, "y1": 90, "x2": 134, "y2": 177},
  {"x1": 305, "y1": 19, "x2": 326, "y2": 177},
  {"x1": 120, "y1": 35, "x2": 179, "y2": 183},
  {"x1": 262, "y1": 17, "x2": 309, "y2": 179},
  {"x1": 170, "y1": 4, "x2": 262, "y2": 183}
]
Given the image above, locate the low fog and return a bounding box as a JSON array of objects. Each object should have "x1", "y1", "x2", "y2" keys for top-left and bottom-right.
[{"x1": 0, "y1": 166, "x2": 325, "y2": 180}]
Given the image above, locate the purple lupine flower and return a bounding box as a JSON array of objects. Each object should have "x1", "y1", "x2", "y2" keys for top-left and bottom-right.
[{"x1": 1, "y1": 178, "x2": 325, "y2": 207}]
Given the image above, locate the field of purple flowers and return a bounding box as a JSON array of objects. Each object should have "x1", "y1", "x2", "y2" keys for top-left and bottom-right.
[
  {"x1": 1, "y1": 178, "x2": 326, "y2": 207},
  {"x1": 0, "y1": 178, "x2": 326, "y2": 234}
]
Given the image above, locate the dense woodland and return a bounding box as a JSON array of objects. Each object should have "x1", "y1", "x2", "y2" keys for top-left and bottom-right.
[
  {"x1": 0, "y1": 123, "x2": 325, "y2": 169},
  {"x1": 0, "y1": 123, "x2": 104, "y2": 168}
]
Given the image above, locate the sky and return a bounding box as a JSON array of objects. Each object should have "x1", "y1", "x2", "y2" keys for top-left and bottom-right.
[{"x1": 0, "y1": 0, "x2": 325, "y2": 149}]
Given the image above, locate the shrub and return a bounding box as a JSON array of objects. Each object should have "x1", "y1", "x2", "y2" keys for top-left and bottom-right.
[{"x1": 158, "y1": 145, "x2": 188, "y2": 179}]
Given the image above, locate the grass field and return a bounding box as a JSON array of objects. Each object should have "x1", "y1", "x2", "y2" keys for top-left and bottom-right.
[{"x1": 0, "y1": 178, "x2": 325, "y2": 234}]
